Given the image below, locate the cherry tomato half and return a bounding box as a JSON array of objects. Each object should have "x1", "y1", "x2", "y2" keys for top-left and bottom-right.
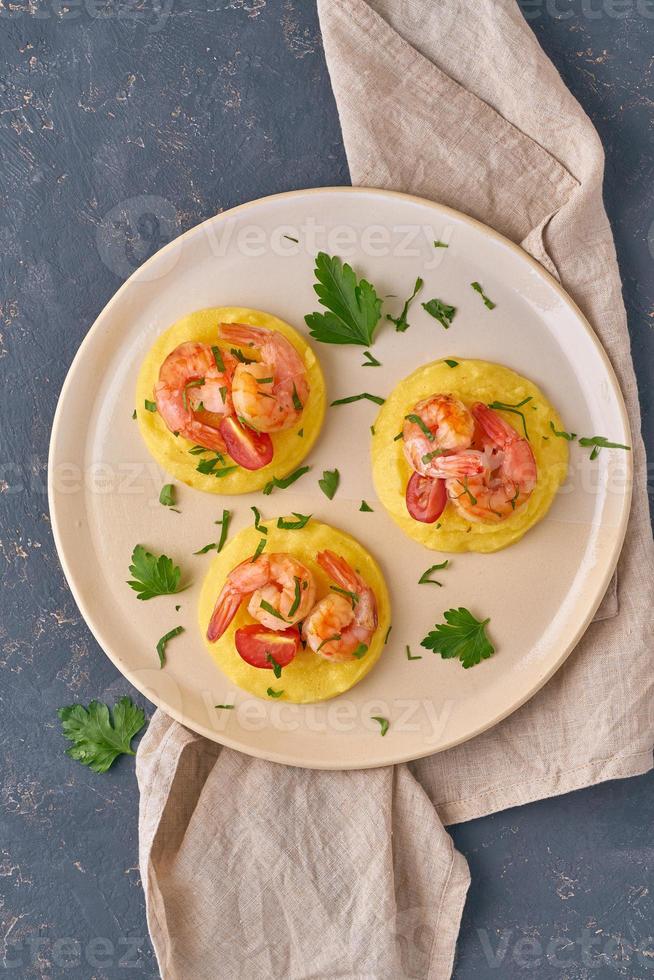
[
  {"x1": 219, "y1": 416, "x2": 273, "y2": 470},
  {"x1": 405, "y1": 472, "x2": 447, "y2": 524},
  {"x1": 234, "y1": 624, "x2": 300, "y2": 669}
]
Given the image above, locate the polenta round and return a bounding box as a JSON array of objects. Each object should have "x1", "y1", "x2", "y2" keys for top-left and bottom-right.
[
  {"x1": 136, "y1": 307, "x2": 326, "y2": 494},
  {"x1": 371, "y1": 359, "x2": 568, "y2": 553},
  {"x1": 198, "y1": 519, "x2": 391, "y2": 703}
]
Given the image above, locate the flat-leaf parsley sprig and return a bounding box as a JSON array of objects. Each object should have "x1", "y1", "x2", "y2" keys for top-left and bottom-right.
[
  {"x1": 127, "y1": 545, "x2": 186, "y2": 600},
  {"x1": 305, "y1": 253, "x2": 383, "y2": 346},
  {"x1": 421, "y1": 608, "x2": 494, "y2": 669},
  {"x1": 58, "y1": 697, "x2": 146, "y2": 773}
]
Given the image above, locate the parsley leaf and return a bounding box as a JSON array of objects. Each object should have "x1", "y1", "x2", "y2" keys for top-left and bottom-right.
[
  {"x1": 433, "y1": 240, "x2": 449, "y2": 248},
  {"x1": 251, "y1": 505, "x2": 268, "y2": 534},
  {"x1": 422, "y1": 298, "x2": 457, "y2": 329},
  {"x1": 487, "y1": 397, "x2": 532, "y2": 440},
  {"x1": 159, "y1": 484, "x2": 176, "y2": 507},
  {"x1": 418, "y1": 560, "x2": 449, "y2": 585},
  {"x1": 362, "y1": 350, "x2": 381, "y2": 367},
  {"x1": 144, "y1": 399, "x2": 157, "y2": 413},
  {"x1": 549, "y1": 421, "x2": 577, "y2": 441},
  {"x1": 386, "y1": 277, "x2": 423, "y2": 333},
  {"x1": 215, "y1": 703, "x2": 234, "y2": 709},
  {"x1": 444, "y1": 359, "x2": 459, "y2": 368},
  {"x1": 267, "y1": 687, "x2": 284, "y2": 698},
  {"x1": 578, "y1": 435, "x2": 631, "y2": 458},
  {"x1": 420, "y1": 608, "x2": 494, "y2": 669},
  {"x1": 305, "y1": 252, "x2": 382, "y2": 346},
  {"x1": 471, "y1": 281, "x2": 496, "y2": 309},
  {"x1": 156, "y1": 626, "x2": 184, "y2": 667},
  {"x1": 262, "y1": 466, "x2": 310, "y2": 495},
  {"x1": 319, "y1": 468, "x2": 339, "y2": 500},
  {"x1": 359, "y1": 500, "x2": 373, "y2": 512},
  {"x1": 193, "y1": 509, "x2": 231, "y2": 556},
  {"x1": 57, "y1": 697, "x2": 146, "y2": 773},
  {"x1": 266, "y1": 652, "x2": 283, "y2": 678},
  {"x1": 371, "y1": 716, "x2": 389, "y2": 736},
  {"x1": 331, "y1": 392, "x2": 385, "y2": 406},
  {"x1": 276, "y1": 513, "x2": 311, "y2": 530},
  {"x1": 352, "y1": 643, "x2": 368, "y2": 659},
  {"x1": 406, "y1": 645, "x2": 422, "y2": 661},
  {"x1": 127, "y1": 545, "x2": 185, "y2": 600}
]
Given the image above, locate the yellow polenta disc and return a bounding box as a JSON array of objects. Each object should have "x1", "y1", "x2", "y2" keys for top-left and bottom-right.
[
  {"x1": 136, "y1": 307, "x2": 326, "y2": 494},
  {"x1": 198, "y1": 519, "x2": 391, "y2": 703},
  {"x1": 371, "y1": 359, "x2": 568, "y2": 554}
]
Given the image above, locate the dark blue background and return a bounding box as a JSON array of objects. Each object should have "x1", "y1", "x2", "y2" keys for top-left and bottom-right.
[{"x1": 1, "y1": 1, "x2": 652, "y2": 976}]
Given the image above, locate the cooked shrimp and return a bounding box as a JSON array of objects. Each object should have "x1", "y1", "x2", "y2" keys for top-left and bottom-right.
[
  {"x1": 303, "y1": 550, "x2": 378, "y2": 663},
  {"x1": 154, "y1": 342, "x2": 237, "y2": 451},
  {"x1": 403, "y1": 394, "x2": 476, "y2": 476},
  {"x1": 219, "y1": 323, "x2": 309, "y2": 433},
  {"x1": 446, "y1": 402, "x2": 537, "y2": 523},
  {"x1": 207, "y1": 553, "x2": 316, "y2": 642}
]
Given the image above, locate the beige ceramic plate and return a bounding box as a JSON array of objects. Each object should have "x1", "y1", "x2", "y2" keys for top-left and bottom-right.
[{"x1": 48, "y1": 188, "x2": 632, "y2": 769}]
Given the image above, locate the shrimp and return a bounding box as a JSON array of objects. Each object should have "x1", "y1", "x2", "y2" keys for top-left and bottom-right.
[
  {"x1": 403, "y1": 394, "x2": 477, "y2": 477},
  {"x1": 154, "y1": 342, "x2": 237, "y2": 451},
  {"x1": 303, "y1": 550, "x2": 378, "y2": 663},
  {"x1": 445, "y1": 402, "x2": 538, "y2": 523},
  {"x1": 219, "y1": 323, "x2": 309, "y2": 433},
  {"x1": 207, "y1": 553, "x2": 316, "y2": 642}
]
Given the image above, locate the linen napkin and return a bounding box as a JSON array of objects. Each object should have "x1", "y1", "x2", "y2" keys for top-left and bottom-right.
[{"x1": 136, "y1": 2, "x2": 654, "y2": 977}]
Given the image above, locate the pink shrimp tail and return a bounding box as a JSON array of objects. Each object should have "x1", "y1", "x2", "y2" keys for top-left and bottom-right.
[
  {"x1": 471, "y1": 402, "x2": 518, "y2": 447},
  {"x1": 206, "y1": 588, "x2": 242, "y2": 642},
  {"x1": 432, "y1": 450, "x2": 485, "y2": 478},
  {"x1": 219, "y1": 322, "x2": 265, "y2": 347},
  {"x1": 316, "y1": 550, "x2": 359, "y2": 591}
]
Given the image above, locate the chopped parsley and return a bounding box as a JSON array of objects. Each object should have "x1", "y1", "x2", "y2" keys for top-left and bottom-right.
[
  {"x1": 287, "y1": 577, "x2": 303, "y2": 619},
  {"x1": 488, "y1": 396, "x2": 533, "y2": 440},
  {"x1": 316, "y1": 634, "x2": 341, "y2": 652},
  {"x1": 384, "y1": 625, "x2": 392, "y2": 644},
  {"x1": 215, "y1": 704, "x2": 234, "y2": 709},
  {"x1": 371, "y1": 716, "x2": 389, "y2": 736},
  {"x1": 259, "y1": 600, "x2": 288, "y2": 622},
  {"x1": 418, "y1": 560, "x2": 449, "y2": 585},
  {"x1": 251, "y1": 538, "x2": 267, "y2": 562},
  {"x1": 359, "y1": 500, "x2": 374, "y2": 512},
  {"x1": 132, "y1": 409, "x2": 137, "y2": 420},
  {"x1": 330, "y1": 585, "x2": 359, "y2": 608},
  {"x1": 352, "y1": 643, "x2": 368, "y2": 659},
  {"x1": 263, "y1": 466, "x2": 311, "y2": 495},
  {"x1": 267, "y1": 688, "x2": 284, "y2": 698},
  {"x1": 276, "y1": 513, "x2": 311, "y2": 530},
  {"x1": 283, "y1": 234, "x2": 299, "y2": 243},
  {"x1": 156, "y1": 625, "x2": 184, "y2": 668},
  {"x1": 406, "y1": 645, "x2": 422, "y2": 661},
  {"x1": 318, "y1": 468, "x2": 339, "y2": 500},
  {"x1": 251, "y1": 505, "x2": 268, "y2": 534},
  {"x1": 471, "y1": 281, "x2": 496, "y2": 309},
  {"x1": 331, "y1": 392, "x2": 385, "y2": 406},
  {"x1": 159, "y1": 484, "x2": 176, "y2": 507},
  {"x1": 362, "y1": 350, "x2": 381, "y2": 367},
  {"x1": 386, "y1": 277, "x2": 423, "y2": 333},
  {"x1": 182, "y1": 378, "x2": 205, "y2": 411},
  {"x1": 211, "y1": 345, "x2": 225, "y2": 371},
  {"x1": 405, "y1": 413, "x2": 434, "y2": 440},
  {"x1": 444, "y1": 359, "x2": 459, "y2": 368},
  {"x1": 549, "y1": 421, "x2": 577, "y2": 440},
  {"x1": 433, "y1": 240, "x2": 449, "y2": 248},
  {"x1": 230, "y1": 347, "x2": 257, "y2": 364},
  {"x1": 422, "y1": 298, "x2": 456, "y2": 329},
  {"x1": 144, "y1": 399, "x2": 157, "y2": 413},
  {"x1": 266, "y1": 653, "x2": 283, "y2": 678},
  {"x1": 578, "y1": 435, "x2": 631, "y2": 458},
  {"x1": 291, "y1": 383, "x2": 303, "y2": 411}
]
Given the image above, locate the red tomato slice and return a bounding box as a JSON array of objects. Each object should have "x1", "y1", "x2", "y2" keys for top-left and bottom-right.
[
  {"x1": 219, "y1": 416, "x2": 273, "y2": 470},
  {"x1": 234, "y1": 625, "x2": 300, "y2": 669},
  {"x1": 405, "y1": 472, "x2": 447, "y2": 524}
]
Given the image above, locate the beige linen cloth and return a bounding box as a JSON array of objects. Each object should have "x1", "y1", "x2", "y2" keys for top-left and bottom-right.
[{"x1": 136, "y1": 2, "x2": 654, "y2": 977}]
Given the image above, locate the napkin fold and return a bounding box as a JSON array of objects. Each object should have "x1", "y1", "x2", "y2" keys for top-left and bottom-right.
[{"x1": 137, "y1": 2, "x2": 653, "y2": 976}]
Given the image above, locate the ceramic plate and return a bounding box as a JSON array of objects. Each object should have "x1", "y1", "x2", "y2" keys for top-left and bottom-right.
[{"x1": 48, "y1": 188, "x2": 632, "y2": 769}]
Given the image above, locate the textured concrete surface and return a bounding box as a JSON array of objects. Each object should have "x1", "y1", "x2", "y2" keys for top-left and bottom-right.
[{"x1": 0, "y1": 1, "x2": 652, "y2": 977}]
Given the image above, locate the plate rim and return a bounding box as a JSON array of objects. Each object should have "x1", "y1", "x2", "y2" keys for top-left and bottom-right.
[{"x1": 48, "y1": 185, "x2": 634, "y2": 769}]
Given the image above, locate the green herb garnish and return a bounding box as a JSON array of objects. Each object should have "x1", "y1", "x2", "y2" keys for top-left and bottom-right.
[
  {"x1": 276, "y1": 513, "x2": 311, "y2": 530},
  {"x1": 259, "y1": 600, "x2": 288, "y2": 622},
  {"x1": 578, "y1": 435, "x2": 631, "y2": 458},
  {"x1": 127, "y1": 546, "x2": 185, "y2": 600},
  {"x1": 305, "y1": 252, "x2": 382, "y2": 346},
  {"x1": 487, "y1": 396, "x2": 532, "y2": 440},
  {"x1": 132, "y1": 409, "x2": 137, "y2": 420},
  {"x1": 444, "y1": 359, "x2": 459, "y2": 368},
  {"x1": 352, "y1": 643, "x2": 368, "y2": 659},
  {"x1": 144, "y1": 399, "x2": 157, "y2": 413},
  {"x1": 230, "y1": 347, "x2": 257, "y2": 364},
  {"x1": 393, "y1": 431, "x2": 403, "y2": 441},
  {"x1": 283, "y1": 234, "x2": 299, "y2": 243},
  {"x1": 251, "y1": 538, "x2": 267, "y2": 562},
  {"x1": 58, "y1": 697, "x2": 146, "y2": 772},
  {"x1": 433, "y1": 240, "x2": 449, "y2": 248},
  {"x1": 266, "y1": 653, "x2": 283, "y2": 678},
  {"x1": 386, "y1": 277, "x2": 423, "y2": 333},
  {"x1": 159, "y1": 484, "x2": 176, "y2": 507},
  {"x1": 297, "y1": 428, "x2": 304, "y2": 437},
  {"x1": 318, "y1": 468, "x2": 339, "y2": 499},
  {"x1": 316, "y1": 634, "x2": 341, "y2": 652},
  {"x1": 406, "y1": 645, "x2": 422, "y2": 661},
  {"x1": 156, "y1": 625, "x2": 185, "y2": 667},
  {"x1": 267, "y1": 688, "x2": 284, "y2": 698},
  {"x1": 549, "y1": 420, "x2": 576, "y2": 440},
  {"x1": 330, "y1": 585, "x2": 359, "y2": 608},
  {"x1": 211, "y1": 345, "x2": 225, "y2": 371},
  {"x1": 194, "y1": 510, "x2": 231, "y2": 556},
  {"x1": 405, "y1": 413, "x2": 434, "y2": 440},
  {"x1": 251, "y1": 505, "x2": 268, "y2": 534},
  {"x1": 359, "y1": 500, "x2": 373, "y2": 512},
  {"x1": 421, "y1": 449, "x2": 444, "y2": 464},
  {"x1": 384, "y1": 625, "x2": 392, "y2": 644},
  {"x1": 422, "y1": 298, "x2": 456, "y2": 329},
  {"x1": 371, "y1": 716, "x2": 389, "y2": 736},
  {"x1": 182, "y1": 378, "x2": 205, "y2": 411},
  {"x1": 418, "y1": 560, "x2": 449, "y2": 585},
  {"x1": 331, "y1": 392, "x2": 385, "y2": 406},
  {"x1": 263, "y1": 466, "x2": 311, "y2": 495},
  {"x1": 215, "y1": 704, "x2": 234, "y2": 709},
  {"x1": 362, "y1": 350, "x2": 381, "y2": 367},
  {"x1": 291, "y1": 383, "x2": 303, "y2": 411},
  {"x1": 471, "y1": 281, "x2": 496, "y2": 309},
  {"x1": 454, "y1": 478, "x2": 477, "y2": 506},
  {"x1": 421, "y1": 608, "x2": 494, "y2": 669}
]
